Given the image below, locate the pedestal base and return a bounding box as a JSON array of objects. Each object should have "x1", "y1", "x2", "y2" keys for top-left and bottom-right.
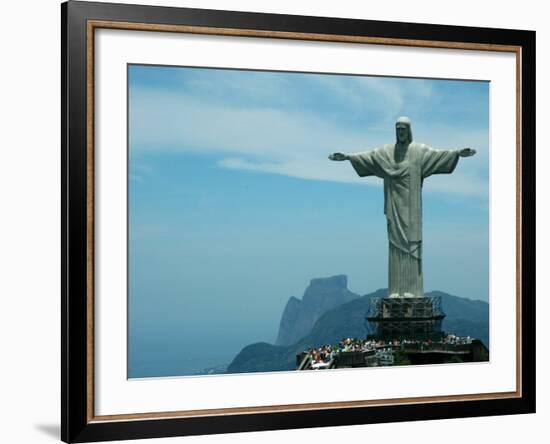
[{"x1": 366, "y1": 296, "x2": 445, "y2": 341}]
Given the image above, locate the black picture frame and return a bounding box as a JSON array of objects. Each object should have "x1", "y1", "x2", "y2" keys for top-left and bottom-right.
[{"x1": 61, "y1": 1, "x2": 536, "y2": 442}]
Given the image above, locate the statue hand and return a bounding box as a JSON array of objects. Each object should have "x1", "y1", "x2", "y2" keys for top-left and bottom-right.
[
  {"x1": 459, "y1": 148, "x2": 476, "y2": 157},
  {"x1": 329, "y1": 152, "x2": 349, "y2": 161}
]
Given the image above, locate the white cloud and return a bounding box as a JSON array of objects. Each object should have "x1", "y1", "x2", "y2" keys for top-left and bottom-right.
[
  {"x1": 130, "y1": 77, "x2": 488, "y2": 198},
  {"x1": 130, "y1": 87, "x2": 378, "y2": 156},
  {"x1": 219, "y1": 157, "x2": 376, "y2": 185}
]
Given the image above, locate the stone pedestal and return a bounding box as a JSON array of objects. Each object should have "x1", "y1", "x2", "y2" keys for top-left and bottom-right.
[{"x1": 365, "y1": 296, "x2": 445, "y2": 341}]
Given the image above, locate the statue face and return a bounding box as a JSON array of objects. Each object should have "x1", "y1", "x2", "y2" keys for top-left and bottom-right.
[{"x1": 396, "y1": 123, "x2": 409, "y2": 144}]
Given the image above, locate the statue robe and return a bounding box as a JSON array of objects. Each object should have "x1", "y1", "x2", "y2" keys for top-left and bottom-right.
[{"x1": 348, "y1": 142, "x2": 460, "y2": 298}]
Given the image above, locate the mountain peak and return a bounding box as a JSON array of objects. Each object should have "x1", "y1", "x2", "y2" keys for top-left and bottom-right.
[
  {"x1": 309, "y1": 275, "x2": 347, "y2": 289},
  {"x1": 275, "y1": 275, "x2": 359, "y2": 346}
]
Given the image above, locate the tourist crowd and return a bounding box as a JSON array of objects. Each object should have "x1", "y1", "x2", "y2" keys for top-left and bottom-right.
[{"x1": 305, "y1": 334, "x2": 473, "y2": 366}]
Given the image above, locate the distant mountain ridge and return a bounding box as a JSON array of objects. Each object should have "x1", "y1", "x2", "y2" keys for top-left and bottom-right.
[
  {"x1": 227, "y1": 278, "x2": 489, "y2": 374},
  {"x1": 275, "y1": 275, "x2": 359, "y2": 346}
]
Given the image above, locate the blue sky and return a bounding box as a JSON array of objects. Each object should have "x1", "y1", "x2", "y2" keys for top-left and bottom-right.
[{"x1": 127, "y1": 64, "x2": 489, "y2": 378}]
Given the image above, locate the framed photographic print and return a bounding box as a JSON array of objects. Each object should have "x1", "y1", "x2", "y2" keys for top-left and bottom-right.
[{"x1": 61, "y1": 1, "x2": 536, "y2": 442}]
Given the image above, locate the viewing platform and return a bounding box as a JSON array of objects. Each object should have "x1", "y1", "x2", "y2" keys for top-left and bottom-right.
[
  {"x1": 296, "y1": 336, "x2": 489, "y2": 370},
  {"x1": 365, "y1": 296, "x2": 446, "y2": 341}
]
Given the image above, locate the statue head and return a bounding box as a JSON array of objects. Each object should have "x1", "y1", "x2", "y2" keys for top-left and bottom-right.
[{"x1": 395, "y1": 116, "x2": 413, "y2": 145}]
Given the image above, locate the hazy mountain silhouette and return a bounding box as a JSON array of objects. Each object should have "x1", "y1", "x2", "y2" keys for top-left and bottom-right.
[{"x1": 275, "y1": 275, "x2": 359, "y2": 346}]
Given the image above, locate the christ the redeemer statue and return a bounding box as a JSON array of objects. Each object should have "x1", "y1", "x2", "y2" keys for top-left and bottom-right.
[{"x1": 329, "y1": 116, "x2": 476, "y2": 299}]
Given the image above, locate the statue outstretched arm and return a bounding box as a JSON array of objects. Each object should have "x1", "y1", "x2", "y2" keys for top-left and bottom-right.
[
  {"x1": 422, "y1": 145, "x2": 476, "y2": 179},
  {"x1": 328, "y1": 152, "x2": 350, "y2": 161},
  {"x1": 329, "y1": 149, "x2": 386, "y2": 178},
  {"x1": 458, "y1": 148, "x2": 476, "y2": 157}
]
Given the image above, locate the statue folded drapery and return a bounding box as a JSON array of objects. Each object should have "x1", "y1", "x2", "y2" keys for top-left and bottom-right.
[{"x1": 329, "y1": 116, "x2": 475, "y2": 298}]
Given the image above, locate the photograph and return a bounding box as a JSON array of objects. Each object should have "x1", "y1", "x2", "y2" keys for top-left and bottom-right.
[{"x1": 127, "y1": 65, "x2": 490, "y2": 378}]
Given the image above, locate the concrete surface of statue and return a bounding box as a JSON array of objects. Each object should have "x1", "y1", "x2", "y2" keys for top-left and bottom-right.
[{"x1": 329, "y1": 116, "x2": 476, "y2": 298}]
